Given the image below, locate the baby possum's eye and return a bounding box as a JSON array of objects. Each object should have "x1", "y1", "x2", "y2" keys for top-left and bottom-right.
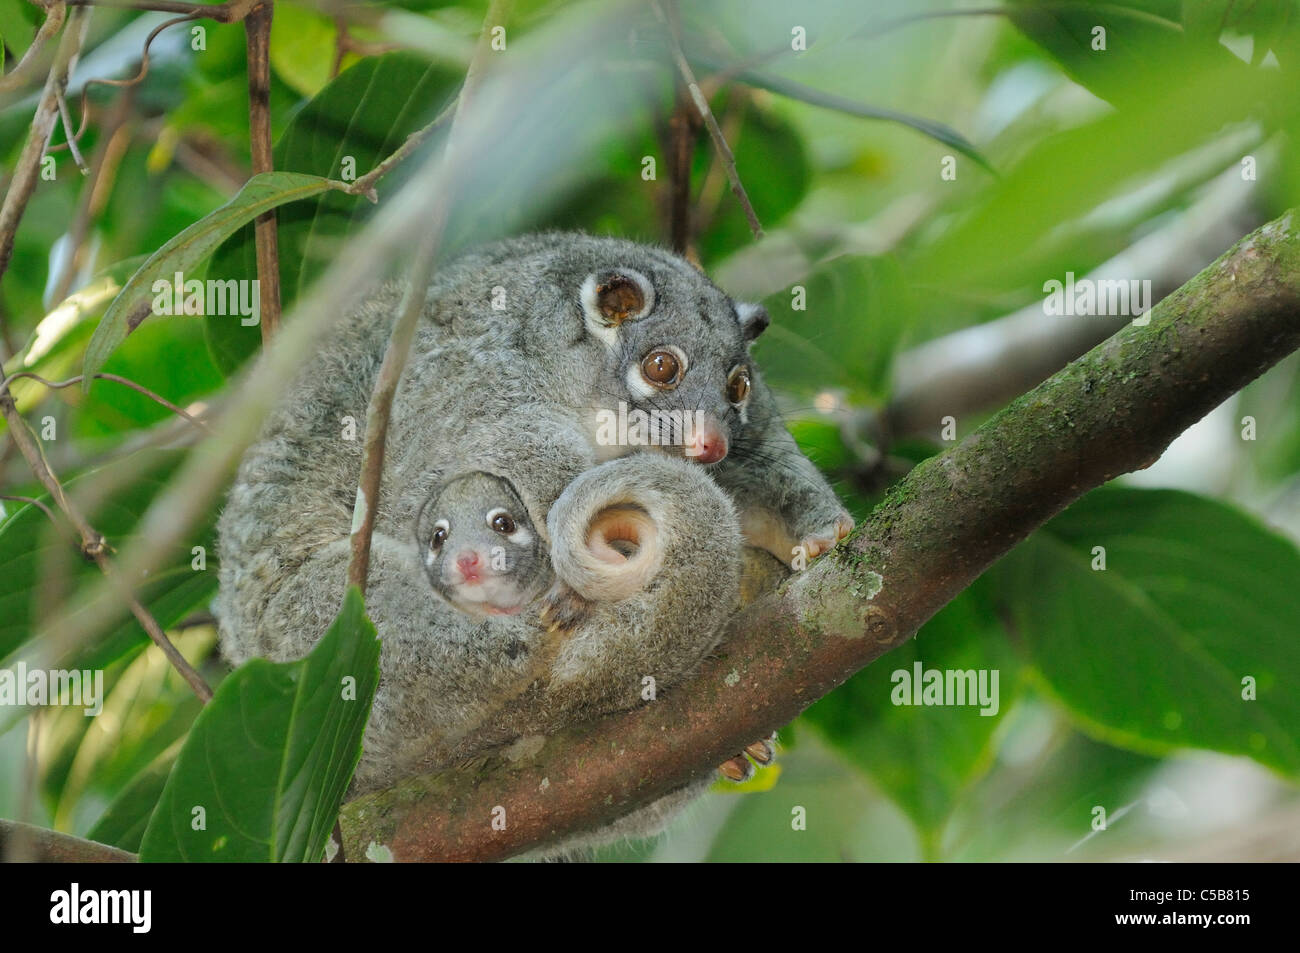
[
  {"x1": 727, "y1": 365, "x2": 751, "y2": 405},
  {"x1": 641, "y1": 346, "x2": 686, "y2": 389},
  {"x1": 486, "y1": 508, "x2": 517, "y2": 535},
  {"x1": 431, "y1": 519, "x2": 449, "y2": 549}
]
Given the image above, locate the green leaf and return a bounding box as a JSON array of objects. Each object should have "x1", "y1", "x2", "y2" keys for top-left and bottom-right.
[
  {"x1": 205, "y1": 53, "x2": 462, "y2": 374},
  {"x1": 1007, "y1": 0, "x2": 1192, "y2": 105},
  {"x1": 1182, "y1": 0, "x2": 1298, "y2": 65},
  {"x1": 0, "y1": 451, "x2": 218, "y2": 673},
  {"x1": 996, "y1": 486, "x2": 1300, "y2": 776},
  {"x1": 83, "y1": 171, "x2": 345, "y2": 387},
  {"x1": 753, "y1": 254, "x2": 912, "y2": 403},
  {"x1": 86, "y1": 742, "x2": 182, "y2": 853},
  {"x1": 801, "y1": 580, "x2": 1017, "y2": 846},
  {"x1": 0, "y1": 0, "x2": 37, "y2": 63},
  {"x1": 268, "y1": 2, "x2": 344, "y2": 97},
  {"x1": 138, "y1": 587, "x2": 380, "y2": 862}
]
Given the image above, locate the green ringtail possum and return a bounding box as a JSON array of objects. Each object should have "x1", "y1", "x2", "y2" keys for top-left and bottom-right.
[{"x1": 215, "y1": 232, "x2": 850, "y2": 842}]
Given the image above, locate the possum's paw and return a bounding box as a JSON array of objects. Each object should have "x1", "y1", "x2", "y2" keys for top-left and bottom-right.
[
  {"x1": 795, "y1": 511, "x2": 855, "y2": 564},
  {"x1": 538, "y1": 582, "x2": 593, "y2": 634},
  {"x1": 718, "y1": 735, "x2": 777, "y2": 782}
]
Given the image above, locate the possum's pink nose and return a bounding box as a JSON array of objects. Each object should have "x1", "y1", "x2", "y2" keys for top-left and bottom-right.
[
  {"x1": 684, "y1": 419, "x2": 728, "y2": 464},
  {"x1": 455, "y1": 550, "x2": 481, "y2": 583}
]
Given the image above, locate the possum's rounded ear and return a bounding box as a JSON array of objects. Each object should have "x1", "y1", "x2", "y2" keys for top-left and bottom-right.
[
  {"x1": 580, "y1": 269, "x2": 655, "y2": 332},
  {"x1": 735, "y1": 302, "x2": 770, "y2": 341}
]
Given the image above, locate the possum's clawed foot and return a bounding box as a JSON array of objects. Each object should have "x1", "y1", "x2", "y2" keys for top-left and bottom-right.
[
  {"x1": 538, "y1": 582, "x2": 593, "y2": 634},
  {"x1": 717, "y1": 734, "x2": 777, "y2": 782},
  {"x1": 796, "y1": 511, "x2": 855, "y2": 563}
]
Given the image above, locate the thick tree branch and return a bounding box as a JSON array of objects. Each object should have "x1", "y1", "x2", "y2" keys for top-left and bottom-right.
[
  {"x1": 0, "y1": 817, "x2": 134, "y2": 862},
  {"x1": 339, "y1": 210, "x2": 1300, "y2": 862}
]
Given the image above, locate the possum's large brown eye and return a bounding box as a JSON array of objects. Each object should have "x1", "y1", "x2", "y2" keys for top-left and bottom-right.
[
  {"x1": 491, "y1": 513, "x2": 516, "y2": 535},
  {"x1": 642, "y1": 348, "x2": 682, "y2": 389},
  {"x1": 596, "y1": 275, "x2": 644, "y2": 324},
  {"x1": 431, "y1": 521, "x2": 449, "y2": 549},
  {"x1": 727, "y1": 365, "x2": 751, "y2": 404}
]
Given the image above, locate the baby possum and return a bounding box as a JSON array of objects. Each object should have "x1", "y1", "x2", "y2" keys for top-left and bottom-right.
[
  {"x1": 417, "y1": 472, "x2": 551, "y2": 618},
  {"x1": 416, "y1": 469, "x2": 683, "y2": 636},
  {"x1": 415, "y1": 468, "x2": 774, "y2": 782}
]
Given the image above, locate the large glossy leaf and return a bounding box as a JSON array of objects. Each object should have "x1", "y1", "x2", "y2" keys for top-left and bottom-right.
[
  {"x1": 138, "y1": 587, "x2": 380, "y2": 862},
  {"x1": 83, "y1": 171, "x2": 346, "y2": 386},
  {"x1": 801, "y1": 579, "x2": 1017, "y2": 847},
  {"x1": 997, "y1": 487, "x2": 1300, "y2": 776}
]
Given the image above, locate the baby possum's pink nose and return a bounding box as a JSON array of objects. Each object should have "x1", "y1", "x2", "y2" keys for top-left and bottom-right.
[
  {"x1": 685, "y1": 419, "x2": 728, "y2": 464},
  {"x1": 455, "y1": 550, "x2": 482, "y2": 583}
]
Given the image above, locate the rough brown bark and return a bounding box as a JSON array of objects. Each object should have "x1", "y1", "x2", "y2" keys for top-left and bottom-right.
[{"x1": 338, "y1": 211, "x2": 1300, "y2": 862}]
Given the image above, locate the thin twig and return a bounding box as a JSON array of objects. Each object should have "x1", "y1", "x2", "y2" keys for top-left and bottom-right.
[
  {"x1": 0, "y1": 5, "x2": 91, "y2": 285},
  {"x1": 346, "y1": 0, "x2": 511, "y2": 591},
  {"x1": 345, "y1": 96, "x2": 458, "y2": 202},
  {"x1": 664, "y1": 81, "x2": 697, "y2": 255},
  {"x1": 0, "y1": 494, "x2": 59, "y2": 524},
  {"x1": 64, "y1": 0, "x2": 258, "y2": 21},
  {"x1": 0, "y1": 2, "x2": 68, "y2": 94},
  {"x1": 652, "y1": 0, "x2": 762, "y2": 240},
  {"x1": 54, "y1": 87, "x2": 88, "y2": 173},
  {"x1": 244, "y1": 1, "x2": 282, "y2": 342},
  {"x1": 49, "y1": 86, "x2": 136, "y2": 304},
  {"x1": 1, "y1": 371, "x2": 211, "y2": 431},
  {"x1": 48, "y1": 14, "x2": 198, "y2": 153},
  {"x1": 0, "y1": 391, "x2": 213, "y2": 702}
]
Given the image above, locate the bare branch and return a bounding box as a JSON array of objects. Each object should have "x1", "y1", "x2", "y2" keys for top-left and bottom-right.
[
  {"x1": 652, "y1": 0, "x2": 762, "y2": 240},
  {"x1": 0, "y1": 494, "x2": 59, "y2": 524},
  {"x1": 245, "y1": 1, "x2": 282, "y2": 342},
  {"x1": 0, "y1": 817, "x2": 134, "y2": 863},
  {"x1": 48, "y1": 86, "x2": 136, "y2": 304},
  {"x1": 48, "y1": 13, "x2": 199, "y2": 154},
  {"x1": 339, "y1": 210, "x2": 1300, "y2": 861},
  {"x1": 64, "y1": 0, "x2": 258, "y2": 22},
  {"x1": 1, "y1": 371, "x2": 211, "y2": 431},
  {"x1": 664, "y1": 82, "x2": 697, "y2": 255},
  {"x1": 345, "y1": 96, "x2": 458, "y2": 202},
  {"x1": 0, "y1": 5, "x2": 91, "y2": 284}
]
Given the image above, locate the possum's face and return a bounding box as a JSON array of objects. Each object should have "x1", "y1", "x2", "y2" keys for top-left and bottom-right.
[
  {"x1": 416, "y1": 473, "x2": 550, "y2": 617},
  {"x1": 576, "y1": 258, "x2": 768, "y2": 467}
]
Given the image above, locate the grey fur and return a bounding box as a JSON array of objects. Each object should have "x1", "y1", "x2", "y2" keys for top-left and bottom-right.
[{"x1": 215, "y1": 231, "x2": 848, "y2": 843}]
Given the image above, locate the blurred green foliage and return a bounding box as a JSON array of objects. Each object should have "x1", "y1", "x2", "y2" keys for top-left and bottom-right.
[{"x1": 2, "y1": 0, "x2": 1299, "y2": 861}]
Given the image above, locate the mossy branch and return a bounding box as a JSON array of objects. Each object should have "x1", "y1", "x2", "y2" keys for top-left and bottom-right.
[{"x1": 338, "y1": 210, "x2": 1300, "y2": 862}]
